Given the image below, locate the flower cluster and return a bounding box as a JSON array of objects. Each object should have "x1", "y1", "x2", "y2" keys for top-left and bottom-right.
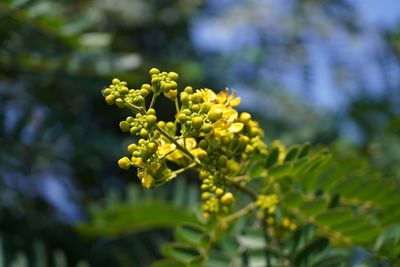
[{"x1": 102, "y1": 68, "x2": 267, "y2": 218}]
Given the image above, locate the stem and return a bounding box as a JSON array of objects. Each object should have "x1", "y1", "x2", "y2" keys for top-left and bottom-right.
[
  {"x1": 221, "y1": 202, "x2": 257, "y2": 225},
  {"x1": 226, "y1": 177, "x2": 257, "y2": 200},
  {"x1": 172, "y1": 162, "x2": 197, "y2": 175},
  {"x1": 149, "y1": 93, "x2": 157, "y2": 109},
  {"x1": 175, "y1": 98, "x2": 180, "y2": 114},
  {"x1": 154, "y1": 124, "x2": 202, "y2": 166}
]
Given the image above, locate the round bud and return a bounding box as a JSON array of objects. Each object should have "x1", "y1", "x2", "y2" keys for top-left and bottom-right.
[
  {"x1": 118, "y1": 157, "x2": 131, "y2": 170},
  {"x1": 130, "y1": 127, "x2": 138, "y2": 135},
  {"x1": 139, "y1": 89, "x2": 149, "y2": 96},
  {"x1": 201, "y1": 184, "x2": 209, "y2": 191},
  {"x1": 191, "y1": 104, "x2": 200, "y2": 113},
  {"x1": 201, "y1": 192, "x2": 210, "y2": 200},
  {"x1": 220, "y1": 192, "x2": 234, "y2": 205},
  {"x1": 208, "y1": 109, "x2": 223, "y2": 122},
  {"x1": 119, "y1": 121, "x2": 130, "y2": 132},
  {"x1": 239, "y1": 136, "x2": 250, "y2": 146},
  {"x1": 164, "y1": 89, "x2": 177, "y2": 100},
  {"x1": 157, "y1": 121, "x2": 166, "y2": 128},
  {"x1": 221, "y1": 136, "x2": 231, "y2": 146},
  {"x1": 198, "y1": 139, "x2": 209, "y2": 150},
  {"x1": 184, "y1": 86, "x2": 193, "y2": 94},
  {"x1": 169, "y1": 81, "x2": 177, "y2": 90},
  {"x1": 149, "y1": 68, "x2": 160, "y2": 75},
  {"x1": 140, "y1": 128, "x2": 149, "y2": 138},
  {"x1": 168, "y1": 72, "x2": 179, "y2": 81},
  {"x1": 200, "y1": 102, "x2": 211, "y2": 113},
  {"x1": 105, "y1": 95, "x2": 115, "y2": 105},
  {"x1": 102, "y1": 88, "x2": 112, "y2": 96},
  {"x1": 180, "y1": 92, "x2": 189, "y2": 103},
  {"x1": 133, "y1": 95, "x2": 145, "y2": 105},
  {"x1": 147, "y1": 108, "x2": 156, "y2": 115},
  {"x1": 141, "y1": 83, "x2": 152, "y2": 92},
  {"x1": 182, "y1": 109, "x2": 191, "y2": 116},
  {"x1": 201, "y1": 123, "x2": 213, "y2": 133},
  {"x1": 218, "y1": 155, "x2": 228, "y2": 167},
  {"x1": 112, "y1": 78, "x2": 120, "y2": 85},
  {"x1": 215, "y1": 188, "x2": 224, "y2": 197},
  {"x1": 199, "y1": 170, "x2": 208, "y2": 180},
  {"x1": 240, "y1": 112, "x2": 252, "y2": 123},
  {"x1": 177, "y1": 113, "x2": 187, "y2": 123},
  {"x1": 127, "y1": 144, "x2": 137, "y2": 153},
  {"x1": 147, "y1": 142, "x2": 158, "y2": 155},
  {"x1": 249, "y1": 128, "x2": 259, "y2": 137},
  {"x1": 146, "y1": 115, "x2": 157, "y2": 125},
  {"x1": 192, "y1": 117, "x2": 204, "y2": 129},
  {"x1": 160, "y1": 82, "x2": 170, "y2": 92},
  {"x1": 166, "y1": 122, "x2": 175, "y2": 130},
  {"x1": 151, "y1": 76, "x2": 162, "y2": 85},
  {"x1": 191, "y1": 93, "x2": 202, "y2": 104},
  {"x1": 119, "y1": 86, "x2": 129, "y2": 94}
]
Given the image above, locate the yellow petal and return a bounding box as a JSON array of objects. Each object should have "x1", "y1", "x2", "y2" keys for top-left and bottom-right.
[
  {"x1": 228, "y1": 122, "x2": 244, "y2": 133},
  {"x1": 230, "y1": 97, "x2": 241, "y2": 107},
  {"x1": 141, "y1": 173, "x2": 154, "y2": 188}
]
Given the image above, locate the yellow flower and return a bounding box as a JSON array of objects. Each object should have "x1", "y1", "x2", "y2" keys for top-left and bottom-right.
[
  {"x1": 272, "y1": 140, "x2": 287, "y2": 163},
  {"x1": 256, "y1": 194, "x2": 279, "y2": 212},
  {"x1": 157, "y1": 137, "x2": 197, "y2": 162},
  {"x1": 199, "y1": 88, "x2": 241, "y2": 107}
]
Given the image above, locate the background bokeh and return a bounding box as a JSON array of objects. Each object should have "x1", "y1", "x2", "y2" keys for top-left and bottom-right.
[{"x1": 1, "y1": 0, "x2": 399, "y2": 266}]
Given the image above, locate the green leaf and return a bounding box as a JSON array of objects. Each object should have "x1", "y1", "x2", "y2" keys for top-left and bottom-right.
[
  {"x1": 293, "y1": 237, "x2": 329, "y2": 266},
  {"x1": 299, "y1": 199, "x2": 328, "y2": 217},
  {"x1": 314, "y1": 209, "x2": 353, "y2": 226},
  {"x1": 298, "y1": 143, "x2": 310, "y2": 158},
  {"x1": 151, "y1": 259, "x2": 186, "y2": 267},
  {"x1": 266, "y1": 148, "x2": 279, "y2": 168},
  {"x1": 284, "y1": 146, "x2": 299, "y2": 162},
  {"x1": 175, "y1": 224, "x2": 209, "y2": 248},
  {"x1": 77, "y1": 201, "x2": 197, "y2": 237},
  {"x1": 161, "y1": 243, "x2": 202, "y2": 264}
]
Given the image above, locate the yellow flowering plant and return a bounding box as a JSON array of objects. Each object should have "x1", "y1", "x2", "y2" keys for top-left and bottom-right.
[{"x1": 101, "y1": 68, "x2": 400, "y2": 266}]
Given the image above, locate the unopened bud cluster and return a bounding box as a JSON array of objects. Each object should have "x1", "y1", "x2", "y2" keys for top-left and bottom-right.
[{"x1": 102, "y1": 68, "x2": 267, "y2": 218}]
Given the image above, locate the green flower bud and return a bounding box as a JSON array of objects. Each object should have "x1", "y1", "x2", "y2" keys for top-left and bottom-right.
[
  {"x1": 147, "y1": 142, "x2": 158, "y2": 155},
  {"x1": 201, "y1": 123, "x2": 213, "y2": 133},
  {"x1": 119, "y1": 121, "x2": 130, "y2": 132},
  {"x1": 201, "y1": 192, "x2": 211, "y2": 200},
  {"x1": 221, "y1": 136, "x2": 231, "y2": 146},
  {"x1": 191, "y1": 104, "x2": 200, "y2": 113},
  {"x1": 177, "y1": 113, "x2": 187, "y2": 123},
  {"x1": 118, "y1": 157, "x2": 131, "y2": 170},
  {"x1": 182, "y1": 109, "x2": 191, "y2": 116},
  {"x1": 201, "y1": 184, "x2": 209, "y2": 191},
  {"x1": 164, "y1": 89, "x2": 177, "y2": 100},
  {"x1": 136, "y1": 95, "x2": 146, "y2": 104},
  {"x1": 168, "y1": 72, "x2": 179, "y2": 81},
  {"x1": 215, "y1": 188, "x2": 224, "y2": 197},
  {"x1": 139, "y1": 88, "x2": 149, "y2": 96},
  {"x1": 121, "y1": 81, "x2": 127, "y2": 86},
  {"x1": 105, "y1": 95, "x2": 115, "y2": 105},
  {"x1": 160, "y1": 82, "x2": 171, "y2": 92},
  {"x1": 151, "y1": 76, "x2": 162, "y2": 85},
  {"x1": 240, "y1": 112, "x2": 252, "y2": 123},
  {"x1": 140, "y1": 128, "x2": 149, "y2": 138},
  {"x1": 169, "y1": 81, "x2": 177, "y2": 90},
  {"x1": 130, "y1": 127, "x2": 139, "y2": 135},
  {"x1": 208, "y1": 109, "x2": 222, "y2": 122},
  {"x1": 199, "y1": 170, "x2": 208, "y2": 180},
  {"x1": 157, "y1": 121, "x2": 166, "y2": 128},
  {"x1": 112, "y1": 78, "x2": 120, "y2": 85},
  {"x1": 220, "y1": 192, "x2": 234, "y2": 205},
  {"x1": 200, "y1": 102, "x2": 211, "y2": 113},
  {"x1": 115, "y1": 98, "x2": 125, "y2": 108},
  {"x1": 249, "y1": 128, "x2": 259, "y2": 137},
  {"x1": 198, "y1": 139, "x2": 209, "y2": 150},
  {"x1": 192, "y1": 117, "x2": 204, "y2": 129},
  {"x1": 102, "y1": 88, "x2": 112, "y2": 96},
  {"x1": 149, "y1": 68, "x2": 160, "y2": 75},
  {"x1": 141, "y1": 83, "x2": 152, "y2": 92},
  {"x1": 119, "y1": 86, "x2": 129, "y2": 94},
  {"x1": 184, "y1": 86, "x2": 193, "y2": 94},
  {"x1": 166, "y1": 122, "x2": 175, "y2": 130},
  {"x1": 218, "y1": 155, "x2": 228, "y2": 167},
  {"x1": 127, "y1": 144, "x2": 137, "y2": 153},
  {"x1": 180, "y1": 92, "x2": 189, "y2": 103},
  {"x1": 146, "y1": 115, "x2": 157, "y2": 125},
  {"x1": 191, "y1": 93, "x2": 202, "y2": 104}
]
